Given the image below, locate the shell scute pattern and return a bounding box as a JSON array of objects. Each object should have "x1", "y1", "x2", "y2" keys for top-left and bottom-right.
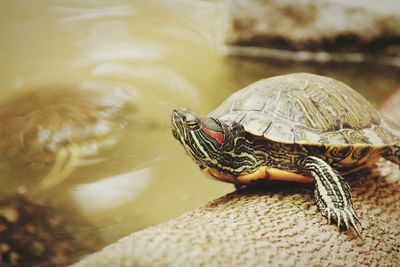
[
  {"x1": 236, "y1": 112, "x2": 273, "y2": 137},
  {"x1": 264, "y1": 123, "x2": 295, "y2": 143},
  {"x1": 219, "y1": 111, "x2": 247, "y2": 124},
  {"x1": 294, "y1": 129, "x2": 322, "y2": 144},
  {"x1": 360, "y1": 128, "x2": 386, "y2": 146},
  {"x1": 319, "y1": 129, "x2": 371, "y2": 145},
  {"x1": 231, "y1": 89, "x2": 267, "y2": 112},
  {"x1": 210, "y1": 73, "x2": 398, "y2": 146}
]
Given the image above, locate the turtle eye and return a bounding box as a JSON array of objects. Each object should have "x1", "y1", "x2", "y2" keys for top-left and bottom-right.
[{"x1": 185, "y1": 119, "x2": 200, "y2": 130}]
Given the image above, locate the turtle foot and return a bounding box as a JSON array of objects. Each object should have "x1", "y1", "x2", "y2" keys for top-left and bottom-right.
[
  {"x1": 39, "y1": 144, "x2": 80, "y2": 190},
  {"x1": 302, "y1": 156, "x2": 362, "y2": 239},
  {"x1": 322, "y1": 206, "x2": 362, "y2": 238}
]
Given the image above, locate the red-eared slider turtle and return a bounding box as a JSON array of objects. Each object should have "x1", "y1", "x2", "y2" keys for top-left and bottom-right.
[
  {"x1": 0, "y1": 84, "x2": 135, "y2": 190},
  {"x1": 171, "y1": 73, "x2": 400, "y2": 237}
]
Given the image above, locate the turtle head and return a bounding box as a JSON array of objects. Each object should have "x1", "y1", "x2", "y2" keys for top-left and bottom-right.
[
  {"x1": 171, "y1": 108, "x2": 231, "y2": 169},
  {"x1": 171, "y1": 108, "x2": 264, "y2": 179}
]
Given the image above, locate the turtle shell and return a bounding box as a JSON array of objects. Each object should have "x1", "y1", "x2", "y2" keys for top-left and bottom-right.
[
  {"x1": 0, "y1": 84, "x2": 136, "y2": 164},
  {"x1": 210, "y1": 73, "x2": 400, "y2": 146}
]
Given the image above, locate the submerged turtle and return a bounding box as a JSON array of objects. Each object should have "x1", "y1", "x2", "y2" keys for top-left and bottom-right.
[
  {"x1": 0, "y1": 84, "x2": 136, "y2": 189},
  {"x1": 171, "y1": 73, "x2": 400, "y2": 236}
]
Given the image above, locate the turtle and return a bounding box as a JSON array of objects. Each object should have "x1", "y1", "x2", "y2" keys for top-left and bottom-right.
[
  {"x1": 0, "y1": 83, "x2": 136, "y2": 190},
  {"x1": 171, "y1": 72, "x2": 400, "y2": 237}
]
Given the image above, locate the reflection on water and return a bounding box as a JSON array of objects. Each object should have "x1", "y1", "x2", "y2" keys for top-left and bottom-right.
[
  {"x1": 1, "y1": 0, "x2": 400, "y2": 265},
  {"x1": 73, "y1": 167, "x2": 151, "y2": 214},
  {"x1": 53, "y1": 5, "x2": 132, "y2": 24}
]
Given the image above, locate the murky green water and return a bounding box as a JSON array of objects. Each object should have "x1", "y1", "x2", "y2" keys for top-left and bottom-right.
[{"x1": 1, "y1": 0, "x2": 400, "y2": 265}]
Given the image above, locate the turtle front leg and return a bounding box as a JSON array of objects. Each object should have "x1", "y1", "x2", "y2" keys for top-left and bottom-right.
[
  {"x1": 302, "y1": 156, "x2": 361, "y2": 237},
  {"x1": 39, "y1": 144, "x2": 81, "y2": 190},
  {"x1": 382, "y1": 144, "x2": 400, "y2": 166}
]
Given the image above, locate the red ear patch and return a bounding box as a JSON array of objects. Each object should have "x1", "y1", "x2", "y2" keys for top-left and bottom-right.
[{"x1": 201, "y1": 126, "x2": 224, "y2": 144}]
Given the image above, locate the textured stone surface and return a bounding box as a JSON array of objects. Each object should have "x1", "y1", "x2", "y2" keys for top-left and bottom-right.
[
  {"x1": 226, "y1": 0, "x2": 400, "y2": 52},
  {"x1": 73, "y1": 161, "x2": 400, "y2": 267}
]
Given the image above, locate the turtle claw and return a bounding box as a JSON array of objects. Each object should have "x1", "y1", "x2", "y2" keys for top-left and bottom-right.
[{"x1": 323, "y1": 206, "x2": 362, "y2": 239}]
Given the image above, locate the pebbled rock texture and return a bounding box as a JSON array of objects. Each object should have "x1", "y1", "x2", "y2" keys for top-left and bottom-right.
[{"x1": 73, "y1": 161, "x2": 400, "y2": 267}]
